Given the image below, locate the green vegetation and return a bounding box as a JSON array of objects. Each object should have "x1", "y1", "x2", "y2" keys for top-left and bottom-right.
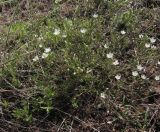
[{"x1": 0, "y1": 0, "x2": 160, "y2": 131}]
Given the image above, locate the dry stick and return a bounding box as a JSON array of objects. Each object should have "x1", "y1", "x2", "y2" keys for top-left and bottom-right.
[
  {"x1": 149, "y1": 110, "x2": 159, "y2": 132},
  {"x1": 0, "y1": 128, "x2": 8, "y2": 132},
  {"x1": 0, "y1": 118, "x2": 51, "y2": 132},
  {"x1": 69, "y1": 120, "x2": 74, "y2": 132},
  {"x1": 53, "y1": 107, "x2": 100, "y2": 132},
  {"x1": 3, "y1": 78, "x2": 19, "y2": 91},
  {"x1": 0, "y1": 118, "x2": 28, "y2": 129},
  {"x1": 148, "y1": 105, "x2": 160, "y2": 124},
  {"x1": 57, "y1": 118, "x2": 66, "y2": 132},
  {"x1": 132, "y1": 93, "x2": 160, "y2": 102},
  {"x1": 2, "y1": 78, "x2": 27, "y2": 98}
]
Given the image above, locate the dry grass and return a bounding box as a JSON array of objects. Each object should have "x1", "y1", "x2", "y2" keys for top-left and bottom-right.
[{"x1": 0, "y1": 0, "x2": 160, "y2": 131}]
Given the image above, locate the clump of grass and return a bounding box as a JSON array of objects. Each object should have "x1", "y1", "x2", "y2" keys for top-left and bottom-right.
[{"x1": 0, "y1": 0, "x2": 160, "y2": 131}]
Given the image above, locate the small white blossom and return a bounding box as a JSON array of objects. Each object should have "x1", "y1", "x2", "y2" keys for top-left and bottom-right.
[
  {"x1": 33, "y1": 55, "x2": 39, "y2": 62},
  {"x1": 34, "y1": 34, "x2": 38, "y2": 37},
  {"x1": 115, "y1": 74, "x2": 121, "y2": 80},
  {"x1": 44, "y1": 47, "x2": 51, "y2": 53},
  {"x1": 107, "y1": 52, "x2": 113, "y2": 59},
  {"x1": 132, "y1": 71, "x2": 139, "y2": 77},
  {"x1": 145, "y1": 43, "x2": 151, "y2": 48},
  {"x1": 155, "y1": 75, "x2": 160, "y2": 81},
  {"x1": 100, "y1": 92, "x2": 106, "y2": 99},
  {"x1": 113, "y1": 60, "x2": 119, "y2": 66},
  {"x1": 80, "y1": 28, "x2": 87, "y2": 34},
  {"x1": 53, "y1": 29, "x2": 60, "y2": 35},
  {"x1": 158, "y1": 61, "x2": 160, "y2": 65},
  {"x1": 67, "y1": 20, "x2": 73, "y2": 26},
  {"x1": 137, "y1": 65, "x2": 144, "y2": 71},
  {"x1": 42, "y1": 53, "x2": 49, "y2": 59},
  {"x1": 120, "y1": 30, "x2": 126, "y2": 35},
  {"x1": 139, "y1": 34, "x2": 144, "y2": 38},
  {"x1": 38, "y1": 36, "x2": 43, "y2": 41},
  {"x1": 86, "y1": 69, "x2": 92, "y2": 73},
  {"x1": 62, "y1": 33, "x2": 67, "y2": 38},
  {"x1": 151, "y1": 45, "x2": 157, "y2": 49},
  {"x1": 55, "y1": 0, "x2": 62, "y2": 4},
  {"x1": 77, "y1": 67, "x2": 83, "y2": 72},
  {"x1": 107, "y1": 121, "x2": 112, "y2": 124},
  {"x1": 150, "y1": 37, "x2": 156, "y2": 43},
  {"x1": 39, "y1": 44, "x2": 43, "y2": 48},
  {"x1": 104, "y1": 44, "x2": 109, "y2": 49},
  {"x1": 141, "y1": 74, "x2": 147, "y2": 80},
  {"x1": 92, "y1": 13, "x2": 98, "y2": 18}
]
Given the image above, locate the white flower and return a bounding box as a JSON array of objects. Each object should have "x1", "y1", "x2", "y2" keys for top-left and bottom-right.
[
  {"x1": 115, "y1": 74, "x2": 121, "y2": 80},
  {"x1": 77, "y1": 67, "x2": 83, "y2": 72},
  {"x1": 80, "y1": 28, "x2": 87, "y2": 34},
  {"x1": 120, "y1": 30, "x2": 126, "y2": 35},
  {"x1": 38, "y1": 36, "x2": 43, "y2": 41},
  {"x1": 150, "y1": 37, "x2": 156, "y2": 43},
  {"x1": 107, "y1": 52, "x2": 113, "y2": 59},
  {"x1": 132, "y1": 71, "x2": 139, "y2": 77},
  {"x1": 107, "y1": 121, "x2": 112, "y2": 124},
  {"x1": 113, "y1": 60, "x2": 119, "y2": 65},
  {"x1": 158, "y1": 61, "x2": 160, "y2": 65},
  {"x1": 67, "y1": 20, "x2": 73, "y2": 26},
  {"x1": 151, "y1": 45, "x2": 157, "y2": 49},
  {"x1": 33, "y1": 55, "x2": 39, "y2": 62},
  {"x1": 53, "y1": 29, "x2": 60, "y2": 35},
  {"x1": 141, "y1": 74, "x2": 147, "y2": 80},
  {"x1": 104, "y1": 44, "x2": 109, "y2": 49},
  {"x1": 42, "y1": 53, "x2": 49, "y2": 59},
  {"x1": 92, "y1": 13, "x2": 98, "y2": 18},
  {"x1": 155, "y1": 75, "x2": 160, "y2": 81},
  {"x1": 55, "y1": 0, "x2": 62, "y2": 4},
  {"x1": 100, "y1": 92, "x2": 106, "y2": 99},
  {"x1": 139, "y1": 34, "x2": 144, "y2": 38},
  {"x1": 145, "y1": 43, "x2": 151, "y2": 48},
  {"x1": 86, "y1": 69, "x2": 92, "y2": 73},
  {"x1": 34, "y1": 34, "x2": 38, "y2": 37},
  {"x1": 62, "y1": 33, "x2": 67, "y2": 38},
  {"x1": 137, "y1": 65, "x2": 144, "y2": 71},
  {"x1": 44, "y1": 47, "x2": 51, "y2": 53},
  {"x1": 39, "y1": 44, "x2": 43, "y2": 48}
]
